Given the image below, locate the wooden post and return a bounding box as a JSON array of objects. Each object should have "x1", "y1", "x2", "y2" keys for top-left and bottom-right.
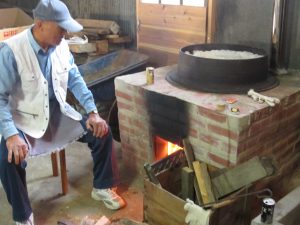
[
  {"x1": 206, "y1": 0, "x2": 216, "y2": 43},
  {"x1": 51, "y1": 152, "x2": 58, "y2": 177},
  {"x1": 183, "y1": 138, "x2": 203, "y2": 204},
  {"x1": 181, "y1": 166, "x2": 195, "y2": 200},
  {"x1": 59, "y1": 149, "x2": 68, "y2": 195},
  {"x1": 193, "y1": 161, "x2": 216, "y2": 204}
]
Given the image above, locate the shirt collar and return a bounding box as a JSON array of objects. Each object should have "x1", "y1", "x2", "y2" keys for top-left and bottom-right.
[{"x1": 27, "y1": 27, "x2": 55, "y2": 55}]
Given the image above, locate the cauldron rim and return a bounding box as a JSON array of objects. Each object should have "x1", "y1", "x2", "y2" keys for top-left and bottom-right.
[
  {"x1": 166, "y1": 43, "x2": 279, "y2": 94},
  {"x1": 166, "y1": 65, "x2": 279, "y2": 94}
]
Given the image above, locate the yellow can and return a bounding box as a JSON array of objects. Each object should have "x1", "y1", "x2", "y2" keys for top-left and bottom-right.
[{"x1": 146, "y1": 67, "x2": 154, "y2": 85}]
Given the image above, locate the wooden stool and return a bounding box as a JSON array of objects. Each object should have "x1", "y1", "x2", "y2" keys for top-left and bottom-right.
[{"x1": 50, "y1": 149, "x2": 68, "y2": 195}]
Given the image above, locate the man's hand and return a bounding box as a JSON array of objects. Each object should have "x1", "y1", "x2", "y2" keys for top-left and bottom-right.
[
  {"x1": 6, "y1": 134, "x2": 28, "y2": 165},
  {"x1": 86, "y1": 112, "x2": 109, "y2": 138}
]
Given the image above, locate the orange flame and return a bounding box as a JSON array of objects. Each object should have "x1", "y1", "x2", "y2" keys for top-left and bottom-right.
[
  {"x1": 167, "y1": 142, "x2": 183, "y2": 155},
  {"x1": 155, "y1": 136, "x2": 183, "y2": 160}
]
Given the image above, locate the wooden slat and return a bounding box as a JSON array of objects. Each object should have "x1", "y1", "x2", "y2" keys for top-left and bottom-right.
[
  {"x1": 137, "y1": 2, "x2": 208, "y2": 67},
  {"x1": 139, "y1": 25, "x2": 205, "y2": 50},
  {"x1": 181, "y1": 167, "x2": 195, "y2": 200},
  {"x1": 212, "y1": 156, "x2": 271, "y2": 198},
  {"x1": 183, "y1": 139, "x2": 203, "y2": 205},
  {"x1": 138, "y1": 46, "x2": 178, "y2": 66},
  {"x1": 144, "y1": 179, "x2": 188, "y2": 225},
  {"x1": 75, "y1": 18, "x2": 120, "y2": 34},
  {"x1": 193, "y1": 161, "x2": 216, "y2": 204},
  {"x1": 139, "y1": 4, "x2": 207, "y2": 31},
  {"x1": 69, "y1": 43, "x2": 97, "y2": 53}
]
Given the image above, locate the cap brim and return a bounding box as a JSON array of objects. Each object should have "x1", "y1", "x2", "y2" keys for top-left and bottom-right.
[
  {"x1": 58, "y1": 18, "x2": 83, "y2": 33},
  {"x1": 166, "y1": 65, "x2": 279, "y2": 94}
]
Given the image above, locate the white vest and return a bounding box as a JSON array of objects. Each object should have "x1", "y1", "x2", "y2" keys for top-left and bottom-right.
[{"x1": 4, "y1": 29, "x2": 82, "y2": 138}]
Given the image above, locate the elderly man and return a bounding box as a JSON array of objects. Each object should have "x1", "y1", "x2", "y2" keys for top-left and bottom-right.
[{"x1": 0, "y1": 0, "x2": 125, "y2": 224}]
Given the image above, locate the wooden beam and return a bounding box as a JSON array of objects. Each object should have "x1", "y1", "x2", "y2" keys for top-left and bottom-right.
[
  {"x1": 193, "y1": 161, "x2": 216, "y2": 204},
  {"x1": 212, "y1": 156, "x2": 274, "y2": 198},
  {"x1": 206, "y1": 0, "x2": 216, "y2": 43},
  {"x1": 181, "y1": 166, "x2": 194, "y2": 200},
  {"x1": 183, "y1": 138, "x2": 203, "y2": 204}
]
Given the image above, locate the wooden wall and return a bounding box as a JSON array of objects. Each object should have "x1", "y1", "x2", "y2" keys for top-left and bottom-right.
[{"x1": 137, "y1": 2, "x2": 210, "y2": 67}]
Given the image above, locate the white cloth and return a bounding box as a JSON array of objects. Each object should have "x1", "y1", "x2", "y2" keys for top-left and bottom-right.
[
  {"x1": 184, "y1": 199, "x2": 212, "y2": 225},
  {"x1": 24, "y1": 101, "x2": 85, "y2": 157}
]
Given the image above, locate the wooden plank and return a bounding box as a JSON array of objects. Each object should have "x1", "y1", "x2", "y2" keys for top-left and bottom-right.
[
  {"x1": 75, "y1": 18, "x2": 120, "y2": 34},
  {"x1": 139, "y1": 43, "x2": 178, "y2": 54},
  {"x1": 181, "y1": 167, "x2": 194, "y2": 200},
  {"x1": 82, "y1": 27, "x2": 110, "y2": 35},
  {"x1": 69, "y1": 43, "x2": 97, "y2": 53},
  {"x1": 182, "y1": 139, "x2": 203, "y2": 204},
  {"x1": 95, "y1": 40, "x2": 109, "y2": 54},
  {"x1": 193, "y1": 161, "x2": 216, "y2": 204},
  {"x1": 137, "y1": 2, "x2": 208, "y2": 68},
  {"x1": 212, "y1": 156, "x2": 271, "y2": 198},
  {"x1": 107, "y1": 36, "x2": 132, "y2": 44},
  {"x1": 183, "y1": 139, "x2": 196, "y2": 168},
  {"x1": 206, "y1": 0, "x2": 216, "y2": 43},
  {"x1": 138, "y1": 46, "x2": 178, "y2": 66},
  {"x1": 139, "y1": 25, "x2": 205, "y2": 50},
  {"x1": 139, "y1": 4, "x2": 207, "y2": 31},
  {"x1": 144, "y1": 179, "x2": 188, "y2": 225}
]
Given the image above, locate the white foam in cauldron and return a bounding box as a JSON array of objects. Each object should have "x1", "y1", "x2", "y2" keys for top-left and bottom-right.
[{"x1": 186, "y1": 49, "x2": 263, "y2": 60}]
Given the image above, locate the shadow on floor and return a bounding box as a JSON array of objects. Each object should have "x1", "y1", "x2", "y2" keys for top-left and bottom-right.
[{"x1": 0, "y1": 141, "x2": 144, "y2": 225}]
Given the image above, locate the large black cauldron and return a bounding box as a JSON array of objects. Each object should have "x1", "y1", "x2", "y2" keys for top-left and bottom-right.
[{"x1": 166, "y1": 44, "x2": 279, "y2": 94}]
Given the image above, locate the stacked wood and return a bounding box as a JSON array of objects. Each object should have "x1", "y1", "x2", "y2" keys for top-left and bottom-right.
[
  {"x1": 76, "y1": 18, "x2": 120, "y2": 35},
  {"x1": 144, "y1": 149, "x2": 277, "y2": 225},
  {"x1": 67, "y1": 19, "x2": 132, "y2": 55}
]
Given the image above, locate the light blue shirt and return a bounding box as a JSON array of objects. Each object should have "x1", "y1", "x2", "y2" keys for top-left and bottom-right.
[{"x1": 0, "y1": 28, "x2": 97, "y2": 139}]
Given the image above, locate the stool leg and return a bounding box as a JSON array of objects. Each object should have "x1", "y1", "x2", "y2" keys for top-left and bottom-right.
[
  {"x1": 59, "y1": 149, "x2": 68, "y2": 195},
  {"x1": 51, "y1": 152, "x2": 59, "y2": 177}
]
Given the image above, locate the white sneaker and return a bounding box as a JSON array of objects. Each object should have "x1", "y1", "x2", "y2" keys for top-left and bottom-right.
[
  {"x1": 16, "y1": 213, "x2": 34, "y2": 225},
  {"x1": 91, "y1": 188, "x2": 125, "y2": 210}
]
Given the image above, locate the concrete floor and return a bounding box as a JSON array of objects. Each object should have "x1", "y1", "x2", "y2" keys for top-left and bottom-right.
[
  {"x1": 0, "y1": 141, "x2": 144, "y2": 225},
  {"x1": 1, "y1": 139, "x2": 300, "y2": 225}
]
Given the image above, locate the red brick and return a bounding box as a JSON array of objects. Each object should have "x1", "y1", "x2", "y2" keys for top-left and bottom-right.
[
  {"x1": 188, "y1": 128, "x2": 198, "y2": 138},
  {"x1": 237, "y1": 141, "x2": 246, "y2": 154},
  {"x1": 250, "y1": 107, "x2": 273, "y2": 123},
  {"x1": 272, "y1": 139, "x2": 288, "y2": 154},
  {"x1": 287, "y1": 132, "x2": 300, "y2": 145},
  {"x1": 115, "y1": 90, "x2": 133, "y2": 101},
  {"x1": 200, "y1": 134, "x2": 219, "y2": 147},
  {"x1": 134, "y1": 96, "x2": 145, "y2": 106},
  {"x1": 285, "y1": 93, "x2": 298, "y2": 106},
  {"x1": 132, "y1": 118, "x2": 147, "y2": 130},
  {"x1": 198, "y1": 107, "x2": 227, "y2": 123},
  {"x1": 119, "y1": 124, "x2": 131, "y2": 133},
  {"x1": 118, "y1": 112, "x2": 129, "y2": 123},
  {"x1": 117, "y1": 101, "x2": 133, "y2": 111},
  {"x1": 208, "y1": 153, "x2": 230, "y2": 167},
  {"x1": 249, "y1": 117, "x2": 270, "y2": 136},
  {"x1": 238, "y1": 145, "x2": 264, "y2": 163},
  {"x1": 207, "y1": 124, "x2": 238, "y2": 141},
  {"x1": 190, "y1": 117, "x2": 206, "y2": 127},
  {"x1": 286, "y1": 102, "x2": 300, "y2": 116},
  {"x1": 270, "y1": 110, "x2": 285, "y2": 122}
]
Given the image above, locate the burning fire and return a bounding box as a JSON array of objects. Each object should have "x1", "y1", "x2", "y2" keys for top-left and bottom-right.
[
  {"x1": 167, "y1": 142, "x2": 183, "y2": 155},
  {"x1": 155, "y1": 136, "x2": 183, "y2": 160}
]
